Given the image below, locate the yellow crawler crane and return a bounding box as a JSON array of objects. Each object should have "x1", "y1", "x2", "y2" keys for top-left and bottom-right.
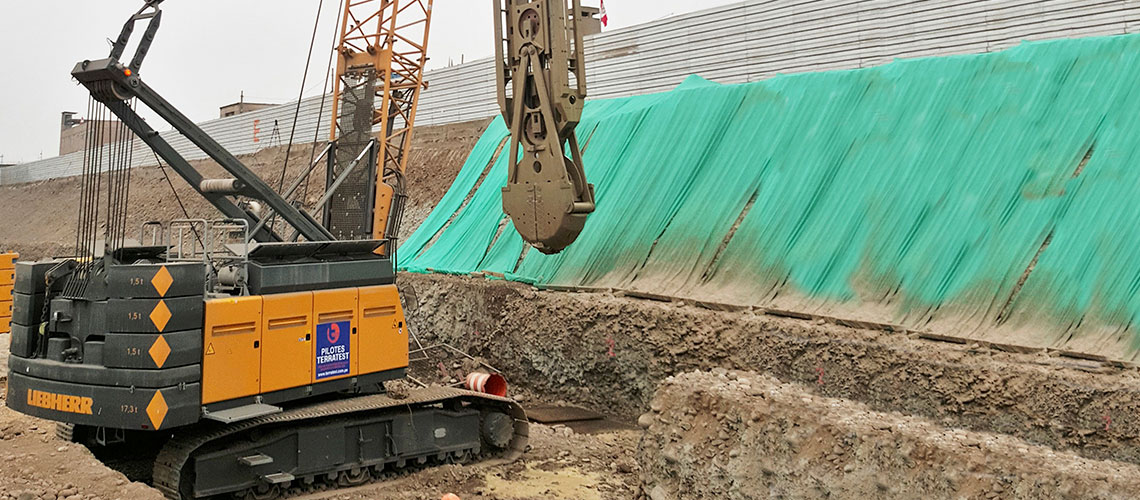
[{"x1": 5, "y1": 1, "x2": 593, "y2": 498}]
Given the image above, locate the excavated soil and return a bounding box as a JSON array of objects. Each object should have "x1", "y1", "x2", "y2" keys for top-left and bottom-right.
[{"x1": 641, "y1": 371, "x2": 1140, "y2": 499}]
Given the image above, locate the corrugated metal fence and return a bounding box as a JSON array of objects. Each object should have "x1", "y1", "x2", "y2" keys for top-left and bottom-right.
[{"x1": 4, "y1": 0, "x2": 1138, "y2": 186}]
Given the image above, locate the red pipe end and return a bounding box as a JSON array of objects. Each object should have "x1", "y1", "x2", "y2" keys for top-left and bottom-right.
[
  {"x1": 484, "y1": 373, "x2": 508, "y2": 397},
  {"x1": 465, "y1": 372, "x2": 509, "y2": 397}
]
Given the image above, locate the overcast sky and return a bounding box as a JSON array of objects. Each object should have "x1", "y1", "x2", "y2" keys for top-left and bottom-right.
[{"x1": 0, "y1": 0, "x2": 739, "y2": 164}]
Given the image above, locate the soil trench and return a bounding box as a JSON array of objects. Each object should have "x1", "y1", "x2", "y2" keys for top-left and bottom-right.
[
  {"x1": 641, "y1": 371, "x2": 1140, "y2": 500},
  {"x1": 399, "y1": 272, "x2": 1140, "y2": 467}
]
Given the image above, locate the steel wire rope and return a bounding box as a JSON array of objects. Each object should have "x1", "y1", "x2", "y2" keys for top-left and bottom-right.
[{"x1": 270, "y1": 0, "x2": 330, "y2": 236}]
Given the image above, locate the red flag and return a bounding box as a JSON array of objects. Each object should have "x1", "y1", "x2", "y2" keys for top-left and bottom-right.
[{"x1": 599, "y1": 0, "x2": 608, "y2": 27}]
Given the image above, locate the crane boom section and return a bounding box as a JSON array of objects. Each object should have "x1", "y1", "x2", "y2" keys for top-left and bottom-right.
[{"x1": 328, "y1": 0, "x2": 433, "y2": 243}]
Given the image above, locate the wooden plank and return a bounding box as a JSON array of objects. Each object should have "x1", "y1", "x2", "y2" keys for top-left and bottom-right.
[
  {"x1": 687, "y1": 299, "x2": 751, "y2": 313},
  {"x1": 765, "y1": 308, "x2": 814, "y2": 321},
  {"x1": 918, "y1": 332, "x2": 970, "y2": 345},
  {"x1": 1057, "y1": 350, "x2": 1109, "y2": 363},
  {"x1": 621, "y1": 290, "x2": 677, "y2": 303}
]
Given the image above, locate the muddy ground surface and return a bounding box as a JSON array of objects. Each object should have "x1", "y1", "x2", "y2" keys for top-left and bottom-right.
[{"x1": 309, "y1": 424, "x2": 640, "y2": 500}]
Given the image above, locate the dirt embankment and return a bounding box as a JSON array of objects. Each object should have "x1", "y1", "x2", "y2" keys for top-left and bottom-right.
[
  {"x1": 640, "y1": 370, "x2": 1140, "y2": 500},
  {"x1": 400, "y1": 272, "x2": 1140, "y2": 467},
  {"x1": 0, "y1": 119, "x2": 489, "y2": 261}
]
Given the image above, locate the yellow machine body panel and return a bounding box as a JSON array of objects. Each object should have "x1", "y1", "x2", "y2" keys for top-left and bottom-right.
[
  {"x1": 358, "y1": 285, "x2": 407, "y2": 374},
  {"x1": 199, "y1": 286, "x2": 408, "y2": 406},
  {"x1": 312, "y1": 288, "x2": 359, "y2": 383},
  {"x1": 202, "y1": 296, "x2": 263, "y2": 404},
  {"x1": 261, "y1": 292, "x2": 314, "y2": 393},
  {"x1": 0, "y1": 253, "x2": 12, "y2": 335}
]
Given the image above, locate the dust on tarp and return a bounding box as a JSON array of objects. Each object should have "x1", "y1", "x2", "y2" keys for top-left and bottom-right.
[{"x1": 401, "y1": 33, "x2": 1140, "y2": 362}]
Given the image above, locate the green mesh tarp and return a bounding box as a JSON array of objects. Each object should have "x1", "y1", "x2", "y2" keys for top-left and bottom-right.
[{"x1": 401, "y1": 33, "x2": 1140, "y2": 361}]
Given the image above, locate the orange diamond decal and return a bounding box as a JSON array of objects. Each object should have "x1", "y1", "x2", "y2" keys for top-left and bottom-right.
[
  {"x1": 147, "y1": 390, "x2": 168, "y2": 430},
  {"x1": 149, "y1": 335, "x2": 171, "y2": 368},
  {"x1": 150, "y1": 300, "x2": 172, "y2": 332},
  {"x1": 151, "y1": 266, "x2": 173, "y2": 297}
]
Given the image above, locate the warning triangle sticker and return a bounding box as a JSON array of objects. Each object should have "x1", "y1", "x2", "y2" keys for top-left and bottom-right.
[{"x1": 205, "y1": 343, "x2": 215, "y2": 355}]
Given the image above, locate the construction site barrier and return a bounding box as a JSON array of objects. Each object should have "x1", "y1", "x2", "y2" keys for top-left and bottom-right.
[
  {"x1": 6, "y1": 0, "x2": 1140, "y2": 186},
  {"x1": 1, "y1": 252, "x2": 16, "y2": 335}
]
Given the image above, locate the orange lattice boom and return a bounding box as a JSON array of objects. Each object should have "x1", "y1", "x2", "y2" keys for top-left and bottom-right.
[{"x1": 330, "y1": 0, "x2": 433, "y2": 240}]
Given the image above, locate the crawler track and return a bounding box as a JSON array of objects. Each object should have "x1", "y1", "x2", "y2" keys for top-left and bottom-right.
[{"x1": 153, "y1": 387, "x2": 528, "y2": 499}]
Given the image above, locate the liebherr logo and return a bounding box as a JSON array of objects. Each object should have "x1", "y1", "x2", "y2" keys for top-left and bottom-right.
[{"x1": 26, "y1": 389, "x2": 93, "y2": 415}]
